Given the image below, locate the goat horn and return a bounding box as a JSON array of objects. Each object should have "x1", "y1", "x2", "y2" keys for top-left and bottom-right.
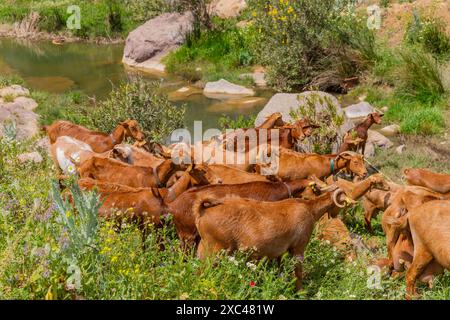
[{"x1": 333, "y1": 189, "x2": 347, "y2": 208}]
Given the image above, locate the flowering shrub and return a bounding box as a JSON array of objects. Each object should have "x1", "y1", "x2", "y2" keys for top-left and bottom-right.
[{"x1": 248, "y1": 0, "x2": 376, "y2": 92}]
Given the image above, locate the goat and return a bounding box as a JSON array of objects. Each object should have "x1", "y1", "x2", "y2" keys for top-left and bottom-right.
[{"x1": 43, "y1": 119, "x2": 145, "y2": 153}]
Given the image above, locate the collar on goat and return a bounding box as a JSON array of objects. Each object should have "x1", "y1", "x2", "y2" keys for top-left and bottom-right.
[
  {"x1": 283, "y1": 182, "x2": 293, "y2": 198},
  {"x1": 330, "y1": 159, "x2": 335, "y2": 174}
]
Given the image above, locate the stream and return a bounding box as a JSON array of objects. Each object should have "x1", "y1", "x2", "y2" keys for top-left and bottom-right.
[{"x1": 0, "y1": 38, "x2": 273, "y2": 131}]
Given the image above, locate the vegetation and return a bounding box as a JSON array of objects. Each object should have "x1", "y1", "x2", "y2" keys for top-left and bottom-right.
[
  {"x1": 88, "y1": 79, "x2": 186, "y2": 143},
  {"x1": 164, "y1": 22, "x2": 255, "y2": 85},
  {"x1": 0, "y1": 0, "x2": 169, "y2": 39},
  {"x1": 1, "y1": 125, "x2": 449, "y2": 299}
]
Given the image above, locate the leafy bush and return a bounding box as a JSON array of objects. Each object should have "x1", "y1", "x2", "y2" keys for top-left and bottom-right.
[
  {"x1": 248, "y1": 0, "x2": 373, "y2": 92},
  {"x1": 290, "y1": 93, "x2": 344, "y2": 154},
  {"x1": 89, "y1": 79, "x2": 186, "y2": 143},
  {"x1": 405, "y1": 12, "x2": 450, "y2": 59},
  {"x1": 396, "y1": 46, "x2": 446, "y2": 102}
]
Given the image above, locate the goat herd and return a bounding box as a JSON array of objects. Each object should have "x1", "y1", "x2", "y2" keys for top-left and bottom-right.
[{"x1": 41, "y1": 112, "x2": 450, "y2": 299}]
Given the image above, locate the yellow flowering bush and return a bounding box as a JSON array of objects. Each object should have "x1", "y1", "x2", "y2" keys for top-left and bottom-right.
[{"x1": 248, "y1": 0, "x2": 375, "y2": 92}]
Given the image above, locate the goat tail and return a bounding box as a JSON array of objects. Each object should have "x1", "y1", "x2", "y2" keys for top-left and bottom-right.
[{"x1": 192, "y1": 192, "x2": 223, "y2": 225}]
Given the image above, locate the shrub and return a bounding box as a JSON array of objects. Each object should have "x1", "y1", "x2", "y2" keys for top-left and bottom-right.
[
  {"x1": 290, "y1": 93, "x2": 344, "y2": 154},
  {"x1": 248, "y1": 0, "x2": 372, "y2": 92},
  {"x1": 89, "y1": 79, "x2": 186, "y2": 143},
  {"x1": 396, "y1": 46, "x2": 446, "y2": 102},
  {"x1": 405, "y1": 12, "x2": 450, "y2": 59}
]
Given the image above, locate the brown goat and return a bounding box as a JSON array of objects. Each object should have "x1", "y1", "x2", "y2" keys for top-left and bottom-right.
[
  {"x1": 256, "y1": 148, "x2": 367, "y2": 180},
  {"x1": 78, "y1": 166, "x2": 193, "y2": 242},
  {"x1": 77, "y1": 157, "x2": 176, "y2": 188},
  {"x1": 43, "y1": 120, "x2": 145, "y2": 153},
  {"x1": 193, "y1": 176, "x2": 379, "y2": 290},
  {"x1": 256, "y1": 112, "x2": 285, "y2": 129},
  {"x1": 345, "y1": 112, "x2": 383, "y2": 155},
  {"x1": 223, "y1": 118, "x2": 319, "y2": 152},
  {"x1": 111, "y1": 144, "x2": 166, "y2": 168},
  {"x1": 338, "y1": 132, "x2": 365, "y2": 153},
  {"x1": 384, "y1": 199, "x2": 450, "y2": 299},
  {"x1": 191, "y1": 164, "x2": 270, "y2": 185},
  {"x1": 381, "y1": 188, "x2": 445, "y2": 273},
  {"x1": 168, "y1": 179, "x2": 317, "y2": 249},
  {"x1": 403, "y1": 168, "x2": 450, "y2": 194}
]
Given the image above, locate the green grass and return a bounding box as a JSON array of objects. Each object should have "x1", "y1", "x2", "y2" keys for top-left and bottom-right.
[
  {"x1": 1, "y1": 136, "x2": 449, "y2": 300},
  {"x1": 0, "y1": 0, "x2": 168, "y2": 39},
  {"x1": 164, "y1": 25, "x2": 255, "y2": 85}
]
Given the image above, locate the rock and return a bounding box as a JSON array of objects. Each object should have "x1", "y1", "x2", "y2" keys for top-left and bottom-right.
[
  {"x1": 236, "y1": 20, "x2": 250, "y2": 28},
  {"x1": 379, "y1": 124, "x2": 400, "y2": 136},
  {"x1": 18, "y1": 151, "x2": 43, "y2": 164},
  {"x1": 209, "y1": 0, "x2": 247, "y2": 18},
  {"x1": 122, "y1": 12, "x2": 194, "y2": 73},
  {"x1": 364, "y1": 142, "x2": 375, "y2": 158},
  {"x1": 367, "y1": 130, "x2": 393, "y2": 149},
  {"x1": 381, "y1": 106, "x2": 389, "y2": 113},
  {"x1": 0, "y1": 91, "x2": 40, "y2": 141},
  {"x1": 168, "y1": 86, "x2": 203, "y2": 101},
  {"x1": 35, "y1": 137, "x2": 50, "y2": 151},
  {"x1": 4, "y1": 97, "x2": 38, "y2": 111},
  {"x1": 0, "y1": 85, "x2": 30, "y2": 98},
  {"x1": 203, "y1": 79, "x2": 255, "y2": 97},
  {"x1": 344, "y1": 101, "x2": 374, "y2": 120},
  {"x1": 396, "y1": 145, "x2": 406, "y2": 154}
]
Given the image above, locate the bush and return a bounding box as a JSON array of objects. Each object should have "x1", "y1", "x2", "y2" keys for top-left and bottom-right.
[
  {"x1": 248, "y1": 0, "x2": 373, "y2": 92},
  {"x1": 89, "y1": 79, "x2": 185, "y2": 143},
  {"x1": 290, "y1": 93, "x2": 344, "y2": 154},
  {"x1": 405, "y1": 12, "x2": 450, "y2": 59},
  {"x1": 396, "y1": 46, "x2": 446, "y2": 102}
]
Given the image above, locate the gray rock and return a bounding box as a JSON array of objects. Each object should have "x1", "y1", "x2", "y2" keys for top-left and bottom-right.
[
  {"x1": 35, "y1": 137, "x2": 50, "y2": 151},
  {"x1": 396, "y1": 145, "x2": 406, "y2": 154},
  {"x1": 18, "y1": 151, "x2": 43, "y2": 164},
  {"x1": 367, "y1": 130, "x2": 393, "y2": 148},
  {"x1": 379, "y1": 124, "x2": 400, "y2": 136},
  {"x1": 344, "y1": 101, "x2": 374, "y2": 119},
  {"x1": 209, "y1": 0, "x2": 247, "y2": 18},
  {"x1": 0, "y1": 85, "x2": 30, "y2": 98},
  {"x1": 0, "y1": 91, "x2": 40, "y2": 141},
  {"x1": 364, "y1": 142, "x2": 375, "y2": 158},
  {"x1": 204, "y1": 79, "x2": 255, "y2": 96},
  {"x1": 122, "y1": 12, "x2": 194, "y2": 72}
]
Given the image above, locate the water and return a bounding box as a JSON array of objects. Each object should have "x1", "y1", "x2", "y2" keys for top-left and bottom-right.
[{"x1": 0, "y1": 38, "x2": 272, "y2": 130}]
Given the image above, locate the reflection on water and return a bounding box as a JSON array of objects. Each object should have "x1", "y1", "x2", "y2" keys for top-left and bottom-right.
[{"x1": 0, "y1": 38, "x2": 273, "y2": 130}]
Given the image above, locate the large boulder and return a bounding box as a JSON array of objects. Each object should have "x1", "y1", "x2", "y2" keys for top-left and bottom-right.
[
  {"x1": 209, "y1": 0, "x2": 247, "y2": 19},
  {"x1": 0, "y1": 85, "x2": 40, "y2": 141},
  {"x1": 203, "y1": 79, "x2": 255, "y2": 97},
  {"x1": 344, "y1": 101, "x2": 374, "y2": 120},
  {"x1": 122, "y1": 12, "x2": 194, "y2": 73}
]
